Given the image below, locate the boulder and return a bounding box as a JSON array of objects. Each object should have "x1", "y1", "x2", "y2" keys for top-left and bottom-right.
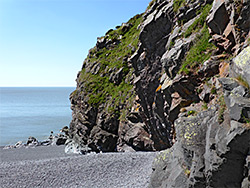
[
  {"x1": 198, "y1": 59, "x2": 220, "y2": 77},
  {"x1": 231, "y1": 46, "x2": 250, "y2": 86},
  {"x1": 207, "y1": 0, "x2": 229, "y2": 35},
  {"x1": 199, "y1": 84, "x2": 212, "y2": 103},
  {"x1": 26, "y1": 136, "x2": 38, "y2": 146},
  {"x1": 218, "y1": 77, "x2": 239, "y2": 91},
  {"x1": 127, "y1": 112, "x2": 143, "y2": 124},
  {"x1": 96, "y1": 37, "x2": 106, "y2": 50},
  {"x1": 118, "y1": 122, "x2": 153, "y2": 151},
  {"x1": 149, "y1": 106, "x2": 250, "y2": 187},
  {"x1": 120, "y1": 23, "x2": 132, "y2": 34},
  {"x1": 55, "y1": 137, "x2": 67, "y2": 145},
  {"x1": 139, "y1": 1, "x2": 173, "y2": 53},
  {"x1": 161, "y1": 36, "x2": 195, "y2": 78},
  {"x1": 87, "y1": 126, "x2": 118, "y2": 152},
  {"x1": 65, "y1": 139, "x2": 91, "y2": 154},
  {"x1": 97, "y1": 111, "x2": 119, "y2": 134},
  {"x1": 109, "y1": 67, "x2": 124, "y2": 85},
  {"x1": 210, "y1": 34, "x2": 234, "y2": 52},
  {"x1": 235, "y1": 0, "x2": 250, "y2": 32},
  {"x1": 219, "y1": 77, "x2": 250, "y2": 121},
  {"x1": 15, "y1": 141, "x2": 23, "y2": 148}
]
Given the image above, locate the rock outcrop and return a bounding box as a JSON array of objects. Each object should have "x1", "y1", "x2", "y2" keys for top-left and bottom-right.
[
  {"x1": 149, "y1": 46, "x2": 250, "y2": 188},
  {"x1": 68, "y1": 0, "x2": 250, "y2": 186}
]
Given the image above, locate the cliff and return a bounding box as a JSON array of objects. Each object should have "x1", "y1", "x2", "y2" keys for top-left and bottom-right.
[{"x1": 67, "y1": 0, "x2": 250, "y2": 187}]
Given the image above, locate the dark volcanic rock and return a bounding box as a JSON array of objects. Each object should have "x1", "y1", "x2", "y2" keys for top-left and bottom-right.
[
  {"x1": 88, "y1": 126, "x2": 118, "y2": 152},
  {"x1": 55, "y1": 137, "x2": 67, "y2": 145},
  {"x1": 149, "y1": 42, "x2": 250, "y2": 187},
  {"x1": 26, "y1": 136, "x2": 38, "y2": 146},
  {"x1": 207, "y1": 0, "x2": 229, "y2": 35},
  {"x1": 68, "y1": 2, "x2": 250, "y2": 187},
  {"x1": 149, "y1": 106, "x2": 250, "y2": 188}
]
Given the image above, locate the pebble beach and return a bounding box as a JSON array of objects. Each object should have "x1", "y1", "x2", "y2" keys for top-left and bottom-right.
[{"x1": 0, "y1": 146, "x2": 156, "y2": 188}]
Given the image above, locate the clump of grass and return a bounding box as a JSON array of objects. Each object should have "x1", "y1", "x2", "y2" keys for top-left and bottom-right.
[
  {"x1": 187, "y1": 110, "x2": 196, "y2": 116},
  {"x1": 196, "y1": 87, "x2": 202, "y2": 94},
  {"x1": 211, "y1": 86, "x2": 217, "y2": 94},
  {"x1": 179, "y1": 25, "x2": 215, "y2": 74},
  {"x1": 218, "y1": 94, "x2": 226, "y2": 124},
  {"x1": 202, "y1": 103, "x2": 208, "y2": 110},
  {"x1": 234, "y1": 0, "x2": 243, "y2": 15},
  {"x1": 242, "y1": 115, "x2": 250, "y2": 124},
  {"x1": 173, "y1": 0, "x2": 185, "y2": 12},
  {"x1": 168, "y1": 40, "x2": 176, "y2": 50},
  {"x1": 235, "y1": 75, "x2": 250, "y2": 90},
  {"x1": 184, "y1": 169, "x2": 191, "y2": 177},
  {"x1": 183, "y1": 4, "x2": 212, "y2": 38}
]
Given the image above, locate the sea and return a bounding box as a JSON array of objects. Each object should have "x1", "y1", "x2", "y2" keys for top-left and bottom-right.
[{"x1": 0, "y1": 87, "x2": 75, "y2": 146}]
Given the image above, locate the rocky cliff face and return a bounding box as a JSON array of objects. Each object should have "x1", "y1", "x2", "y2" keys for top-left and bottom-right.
[{"x1": 68, "y1": 0, "x2": 250, "y2": 186}]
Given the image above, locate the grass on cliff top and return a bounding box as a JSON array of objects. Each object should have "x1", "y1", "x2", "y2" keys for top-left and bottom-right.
[
  {"x1": 88, "y1": 14, "x2": 142, "y2": 72},
  {"x1": 179, "y1": 25, "x2": 215, "y2": 74},
  {"x1": 183, "y1": 4, "x2": 212, "y2": 38},
  {"x1": 78, "y1": 14, "x2": 142, "y2": 114}
]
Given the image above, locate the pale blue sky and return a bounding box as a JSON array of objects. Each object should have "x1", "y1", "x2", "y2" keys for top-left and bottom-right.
[{"x1": 0, "y1": 0, "x2": 150, "y2": 87}]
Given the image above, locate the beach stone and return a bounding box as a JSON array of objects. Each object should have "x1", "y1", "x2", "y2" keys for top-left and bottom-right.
[
  {"x1": 26, "y1": 136, "x2": 38, "y2": 146},
  {"x1": 15, "y1": 141, "x2": 23, "y2": 148},
  {"x1": 65, "y1": 139, "x2": 91, "y2": 154},
  {"x1": 55, "y1": 136, "x2": 67, "y2": 145},
  {"x1": 40, "y1": 140, "x2": 51, "y2": 146}
]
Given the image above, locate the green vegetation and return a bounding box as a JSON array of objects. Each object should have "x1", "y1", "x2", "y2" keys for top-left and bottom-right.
[
  {"x1": 218, "y1": 94, "x2": 226, "y2": 124},
  {"x1": 179, "y1": 25, "x2": 215, "y2": 74},
  {"x1": 184, "y1": 169, "x2": 191, "y2": 177},
  {"x1": 196, "y1": 87, "x2": 202, "y2": 94},
  {"x1": 168, "y1": 40, "x2": 175, "y2": 50},
  {"x1": 173, "y1": 0, "x2": 185, "y2": 12},
  {"x1": 202, "y1": 103, "x2": 208, "y2": 110},
  {"x1": 211, "y1": 86, "x2": 217, "y2": 94},
  {"x1": 187, "y1": 110, "x2": 196, "y2": 116},
  {"x1": 234, "y1": 0, "x2": 243, "y2": 15},
  {"x1": 85, "y1": 72, "x2": 133, "y2": 106},
  {"x1": 183, "y1": 4, "x2": 212, "y2": 38},
  {"x1": 78, "y1": 14, "x2": 143, "y2": 117},
  {"x1": 177, "y1": 4, "x2": 215, "y2": 74},
  {"x1": 87, "y1": 14, "x2": 142, "y2": 71},
  {"x1": 242, "y1": 115, "x2": 250, "y2": 124},
  {"x1": 235, "y1": 75, "x2": 250, "y2": 90}
]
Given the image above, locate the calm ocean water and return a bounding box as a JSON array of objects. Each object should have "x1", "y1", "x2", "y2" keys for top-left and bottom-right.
[{"x1": 0, "y1": 87, "x2": 75, "y2": 146}]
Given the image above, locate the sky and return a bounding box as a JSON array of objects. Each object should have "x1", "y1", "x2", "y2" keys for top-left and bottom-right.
[{"x1": 0, "y1": 0, "x2": 150, "y2": 87}]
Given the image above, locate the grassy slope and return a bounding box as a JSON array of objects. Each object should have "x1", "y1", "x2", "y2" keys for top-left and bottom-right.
[{"x1": 78, "y1": 14, "x2": 143, "y2": 117}]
